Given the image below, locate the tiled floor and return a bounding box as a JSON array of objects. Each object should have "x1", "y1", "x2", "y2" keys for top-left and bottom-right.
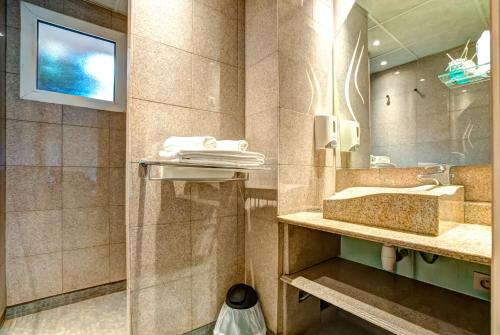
[{"x1": 0, "y1": 292, "x2": 126, "y2": 335}]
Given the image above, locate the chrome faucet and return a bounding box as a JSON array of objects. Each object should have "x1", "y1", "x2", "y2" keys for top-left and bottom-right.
[{"x1": 417, "y1": 164, "x2": 452, "y2": 186}]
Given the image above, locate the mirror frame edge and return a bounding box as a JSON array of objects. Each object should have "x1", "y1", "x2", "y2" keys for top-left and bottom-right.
[{"x1": 491, "y1": 0, "x2": 499, "y2": 333}]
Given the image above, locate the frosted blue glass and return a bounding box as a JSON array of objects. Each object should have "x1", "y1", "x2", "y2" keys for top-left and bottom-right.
[{"x1": 37, "y1": 21, "x2": 116, "y2": 102}]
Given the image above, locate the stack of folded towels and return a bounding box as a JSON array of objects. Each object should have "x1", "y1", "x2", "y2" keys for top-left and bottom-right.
[{"x1": 159, "y1": 136, "x2": 265, "y2": 168}]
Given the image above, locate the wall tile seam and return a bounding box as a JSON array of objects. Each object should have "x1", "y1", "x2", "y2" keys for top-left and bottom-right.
[
  {"x1": 277, "y1": 106, "x2": 317, "y2": 118},
  {"x1": 246, "y1": 93, "x2": 280, "y2": 116},
  {"x1": 246, "y1": 48, "x2": 278, "y2": 70},
  {"x1": 128, "y1": 215, "x2": 240, "y2": 228},
  {"x1": 61, "y1": 238, "x2": 112, "y2": 251},
  {"x1": 61, "y1": 122, "x2": 113, "y2": 130},
  {"x1": 130, "y1": 272, "x2": 193, "y2": 294},
  {"x1": 128, "y1": 96, "x2": 245, "y2": 120},
  {"x1": 5, "y1": 118, "x2": 63, "y2": 127},
  {"x1": 5, "y1": 205, "x2": 118, "y2": 214},
  {"x1": 190, "y1": 215, "x2": 240, "y2": 223},
  {"x1": 6, "y1": 242, "x2": 115, "y2": 259},
  {"x1": 130, "y1": 32, "x2": 242, "y2": 69},
  {"x1": 5, "y1": 208, "x2": 63, "y2": 214},
  {"x1": 6, "y1": 249, "x2": 62, "y2": 259},
  {"x1": 6, "y1": 167, "x2": 116, "y2": 176},
  {"x1": 128, "y1": 273, "x2": 194, "y2": 294},
  {"x1": 245, "y1": 106, "x2": 279, "y2": 118},
  {"x1": 191, "y1": 54, "x2": 241, "y2": 71},
  {"x1": 246, "y1": 50, "x2": 279, "y2": 72},
  {"x1": 245, "y1": 212, "x2": 278, "y2": 222},
  {"x1": 5, "y1": 164, "x2": 65, "y2": 168},
  {"x1": 8, "y1": 139, "x2": 120, "y2": 165},
  {"x1": 4, "y1": 113, "x2": 125, "y2": 131}
]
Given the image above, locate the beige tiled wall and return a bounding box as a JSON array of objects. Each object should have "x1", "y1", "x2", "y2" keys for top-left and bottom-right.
[
  {"x1": 245, "y1": 0, "x2": 336, "y2": 333},
  {"x1": 245, "y1": 0, "x2": 280, "y2": 332},
  {"x1": 0, "y1": 0, "x2": 6, "y2": 318},
  {"x1": 4, "y1": 0, "x2": 126, "y2": 306},
  {"x1": 127, "y1": 0, "x2": 245, "y2": 333}
]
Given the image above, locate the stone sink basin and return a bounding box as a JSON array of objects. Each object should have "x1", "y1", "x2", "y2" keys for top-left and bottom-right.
[{"x1": 323, "y1": 185, "x2": 464, "y2": 236}]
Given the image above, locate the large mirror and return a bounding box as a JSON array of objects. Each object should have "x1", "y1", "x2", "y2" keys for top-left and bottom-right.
[{"x1": 334, "y1": 0, "x2": 490, "y2": 169}]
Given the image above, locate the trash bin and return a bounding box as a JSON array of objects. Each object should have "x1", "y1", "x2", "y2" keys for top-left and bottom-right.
[{"x1": 213, "y1": 284, "x2": 267, "y2": 335}]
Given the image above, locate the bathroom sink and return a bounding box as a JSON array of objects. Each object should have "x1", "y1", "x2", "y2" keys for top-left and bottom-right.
[{"x1": 323, "y1": 185, "x2": 464, "y2": 236}]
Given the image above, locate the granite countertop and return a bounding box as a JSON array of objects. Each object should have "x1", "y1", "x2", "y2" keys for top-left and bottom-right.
[{"x1": 278, "y1": 212, "x2": 491, "y2": 265}]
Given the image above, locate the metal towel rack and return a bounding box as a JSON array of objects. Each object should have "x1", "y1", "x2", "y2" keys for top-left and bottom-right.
[{"x1": 138, "y1": 159, "x2": 268, "y2": 182}]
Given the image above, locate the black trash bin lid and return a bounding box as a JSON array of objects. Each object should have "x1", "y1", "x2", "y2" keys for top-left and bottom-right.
[{"x1": 225, "y1": 284, "x2": 258, "y2": 309}]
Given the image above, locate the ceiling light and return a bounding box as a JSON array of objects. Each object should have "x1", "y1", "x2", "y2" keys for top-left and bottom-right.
[
  {"x1": 372, "y1": 40, "x2": 381, "y2": 46},
  {"x1": 394, "y1": 71, "x2": 400, "y2": 75},
  {"x1": 380, "y1": 60, "x2": 387, "y2": 66},
  {"x1": 462, "y1": 89, "x2": 467, "y2": 93},
  {"x1": 419, "y1": 78, "x2": 425, "y2": 82}
]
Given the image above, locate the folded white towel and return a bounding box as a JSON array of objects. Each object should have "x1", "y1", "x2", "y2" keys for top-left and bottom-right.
[
  {"x1": 163, "y1": 136, "x2": 217, "y2": 151},
  {"x1": 158, "y1": 149, "x2": 265, "y2": 167},
  {"x1": 162, "y1": 158, "x2": 263, "y2": 168},
  {"x1": 216, "y1": 140, "x2": 248, "y2": 151},
  {"x1": 175, "y1": 150, "x2": 264, "y2": 159}
]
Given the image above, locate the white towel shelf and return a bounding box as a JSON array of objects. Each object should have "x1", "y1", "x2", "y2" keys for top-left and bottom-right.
[{"x1": 138, "y1": 159, "x2": 268, "y2": 182}]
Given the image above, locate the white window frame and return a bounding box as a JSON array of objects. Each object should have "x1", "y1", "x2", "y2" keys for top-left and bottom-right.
[{"x1": 20, "y1": 1, "x2": 127, "y2": 112}]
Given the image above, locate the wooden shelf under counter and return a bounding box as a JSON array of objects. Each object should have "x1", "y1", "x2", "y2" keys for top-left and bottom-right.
[{"x1": 281, "y1": 258, "x2": 489, "y2": 335}]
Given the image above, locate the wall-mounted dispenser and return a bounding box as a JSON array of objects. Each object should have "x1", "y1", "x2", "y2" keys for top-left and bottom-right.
[
  {"x1": 314, "y1": 114, "x2": 337, "y2": 149},
  {"x1": 339, "y1": 120, "x2": 360, "y2": 152},
  {"x1": 476, "y1": 30, "x2": 490, "y2": 66}
]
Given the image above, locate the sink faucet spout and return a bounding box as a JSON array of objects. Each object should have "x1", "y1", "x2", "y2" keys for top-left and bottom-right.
[{"x1": 417, "y1": 164, "x2": 452, "y2": 186}]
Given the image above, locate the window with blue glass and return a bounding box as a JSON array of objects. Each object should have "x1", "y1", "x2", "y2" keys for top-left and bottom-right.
[{"x1": 36, "y1": 21, "x2": 116, "y2": 102}]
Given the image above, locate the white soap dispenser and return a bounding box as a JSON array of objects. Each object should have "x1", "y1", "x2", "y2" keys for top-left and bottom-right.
[
  {"x1": 339, "y1": 120, "x2": 360, "y2": 152},
  {"x1": 314, "y1": 114, "x2": 337, "y2": 149}
]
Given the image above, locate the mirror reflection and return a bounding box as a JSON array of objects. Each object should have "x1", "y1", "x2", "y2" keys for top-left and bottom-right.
[{"x1": 334, "y1": 0, "x2": 490, "y2": 169}]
